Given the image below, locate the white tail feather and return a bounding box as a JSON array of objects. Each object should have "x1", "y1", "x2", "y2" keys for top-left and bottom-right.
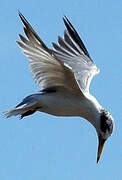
[{"x1": 5, "y1": 93, "x2": 42, "y2": 118}]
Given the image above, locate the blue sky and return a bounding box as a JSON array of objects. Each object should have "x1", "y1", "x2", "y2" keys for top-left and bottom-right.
[{"x1": 1, "y1": 0, "x2": 122, "y2": 179}]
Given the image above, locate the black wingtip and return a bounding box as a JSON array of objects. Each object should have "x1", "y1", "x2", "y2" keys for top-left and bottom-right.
[
  {"x1": 63, "y1": 15, "x2": 69, "y2": 22},
  {"x1": 63, "y1": 16, "x2": 74, "y2": 36},
  {"x1": 18, "y1": 10, "x2": 21, "y2": 16},
  {"x1": 63, "y1": 15, "x2": 68, "y2": 22},
  {"x1": 18, "y1": 11, "x2": 29, "y2": 28},
  {"x1": 17, "y1": 9, "x2": 21, "y2": 15},
  {"x1": 63, "y1": 16, "x2": 69, "y2": 28},
  {"x1": 63, "y1": 15, "x2": 91, "y2": 58},
  {"x1": 63, "y1": 16, "x2": 66, "y2": 25},
  {"x1": 18, "y1": 10, "x2": 24, "y2": 21},
  {"x1": 18, "y1": 10, "x2": 24, "y2": 23},
  {"x1": 63, "y1": 16, "x2": 75, "y2": 31}
]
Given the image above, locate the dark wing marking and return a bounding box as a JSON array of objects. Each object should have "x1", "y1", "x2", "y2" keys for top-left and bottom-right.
[{"x1": 63, "y1": 16, "x2": 91, "y2": 58}]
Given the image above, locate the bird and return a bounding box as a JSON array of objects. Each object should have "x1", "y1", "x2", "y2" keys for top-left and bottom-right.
[{"x1": 5, "y1": 12, "x2": 114, "y2": 163}]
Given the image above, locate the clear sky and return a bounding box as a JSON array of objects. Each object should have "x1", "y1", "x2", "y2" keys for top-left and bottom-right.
[{"x1": 1, "y1": 0, "x2": 122, "y2": 179}]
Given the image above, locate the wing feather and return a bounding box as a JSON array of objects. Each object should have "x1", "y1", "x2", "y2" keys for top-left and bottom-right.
[
  {"x1": 52, "y1": 16, "x2": 99, "y2": 94},
  {"x1": 17, "y1": 12, "x2": 81, "y2": 95}
]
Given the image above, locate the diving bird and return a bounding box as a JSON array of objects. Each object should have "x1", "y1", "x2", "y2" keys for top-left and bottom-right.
[{"x1": 5, "y1": 12, "x2": 114, "y2": 163}]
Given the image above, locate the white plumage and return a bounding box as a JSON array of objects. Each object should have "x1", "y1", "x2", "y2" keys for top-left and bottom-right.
[{"x1": 5, "y1": 13, "x2": 114, "y2": 163}]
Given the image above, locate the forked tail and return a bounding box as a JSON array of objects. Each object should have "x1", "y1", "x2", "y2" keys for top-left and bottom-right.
[{"x1": 5, "y1": 93, "x2": 41, "y2": 119}]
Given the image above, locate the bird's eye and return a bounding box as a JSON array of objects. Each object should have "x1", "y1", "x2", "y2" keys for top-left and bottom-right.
[{"x1": 100, "y1": 112, "x2": 111, "y2": 133}]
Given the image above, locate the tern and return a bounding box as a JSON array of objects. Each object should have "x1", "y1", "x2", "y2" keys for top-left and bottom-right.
[{"x1": 5, "y1": 13, "x2": 114, "y2": 163}]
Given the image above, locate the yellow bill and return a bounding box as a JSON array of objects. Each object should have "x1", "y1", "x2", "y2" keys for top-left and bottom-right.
[{"x1": 97, "y1": 135, "x2": 106, "y2": 163}]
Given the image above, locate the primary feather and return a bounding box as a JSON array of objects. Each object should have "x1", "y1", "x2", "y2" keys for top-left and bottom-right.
[
  {"x1": 17, "y1": 13, "x2": 81, "y2": 95},
  {"x1": 52, "y1": 17, "x2": 99, "y2": 94}
]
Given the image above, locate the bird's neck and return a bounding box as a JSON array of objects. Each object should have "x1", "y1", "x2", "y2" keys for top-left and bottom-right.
[{"x1": 80, "y1": 94, "x2": 102, "y2": 129}]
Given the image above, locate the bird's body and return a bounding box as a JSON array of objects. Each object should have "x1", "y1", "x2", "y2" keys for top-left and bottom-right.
[
  {"x1": 5, "y1": 13, "x2": 114, "y2": 162},
  {"x1": 7, "y1": 87, "x2": 101, "y2": 127},
  {"x1": 39, "y1": 92, "x2": 100, "y2": 119}
]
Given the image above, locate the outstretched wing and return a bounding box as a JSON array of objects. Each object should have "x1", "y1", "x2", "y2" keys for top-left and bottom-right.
[
  {"x1": 17, "y1": 13, "x2": 81, "y2": 95},
  {"x1": 52, "y1": 16, "x2": 99, "y2": 94}
]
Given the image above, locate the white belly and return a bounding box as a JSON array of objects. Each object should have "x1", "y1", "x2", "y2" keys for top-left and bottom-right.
[
  {"x1": 37, "y1": 91, "x2": 101, "y2": 123},
  {"x1": 38, "y1": 92, "x2": 83, "y2": 116}
]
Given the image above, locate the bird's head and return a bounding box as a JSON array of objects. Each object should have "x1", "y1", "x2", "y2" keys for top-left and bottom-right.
[{"x1": 96, "y1": 109, "x2": 114, "y2": 163}]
